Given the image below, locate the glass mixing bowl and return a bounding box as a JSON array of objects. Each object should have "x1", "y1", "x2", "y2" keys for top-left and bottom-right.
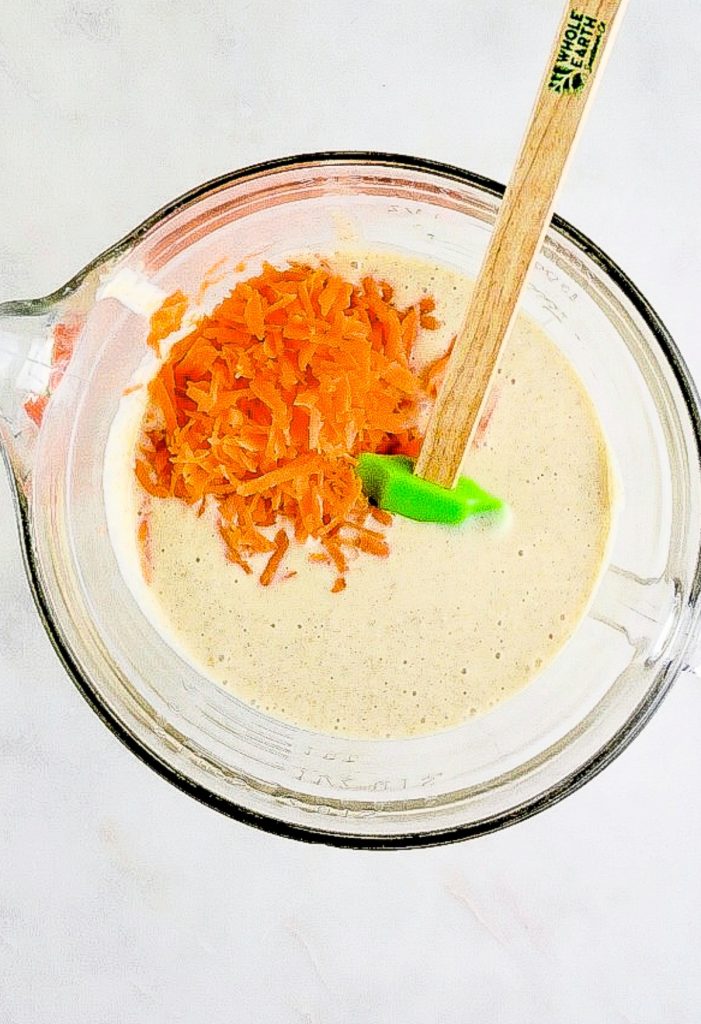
[{"x1": 1, "y1": 153, "x2": 699, "y2": 848}]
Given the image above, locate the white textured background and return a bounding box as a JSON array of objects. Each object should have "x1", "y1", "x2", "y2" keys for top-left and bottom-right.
[{"x1": 1, "y1": 2, "x2": 700, "y2": 1021}]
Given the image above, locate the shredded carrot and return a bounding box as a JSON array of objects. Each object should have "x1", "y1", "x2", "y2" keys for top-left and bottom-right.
[
  {"x1": 474, "y1": 385, "x2": 501, "y2": 447},
  {"x1": 323, "y1": 536, "x2": 348, "y2": 576},
  {"x1": 331, "y1": 577, "x2": 347, "y2": 593},
  {"x1": 135, "y1": 261, "x2": 447, "y2": 587},
  {"x1": 24, "y1": 315, "x2": 83, "y2": 427},
  {"x1": 146, "y1": 290, "x2": 188, "y2": 357},
  {"x1": 50, "y1": 317, "x2": 81, "y2": 390},
  {"x1": 260, "y1": 529, "x2": 290, "y2": 586},
  {"x1": 370, "y1": 507, "x2": 393, "y2": 526},
  {"x1": 137, "y1": 514, "x2": 153, "y2": 584},
  {"x1": 347, "y1": 532, "x2": 390, "y2": 558},
  {"x1": 422, "y1": 336, "x2": 455, "y2": 398},
  {"x1": 24, "y1": 394, "x2": 48, "y2": 427},
  {"x1": 195, "y1": 258, "x2": 230, "y2": 303}
]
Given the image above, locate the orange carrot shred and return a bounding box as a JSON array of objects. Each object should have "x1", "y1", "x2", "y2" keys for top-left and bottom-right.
[
  {"x1": 420, "y1": 313, "x2": 440, "y2": 330},
  {"x1": 422, "y1": 336, "x2": 455, "y2": 397},
  {"x1": 195, "y1": 258, "x2": 229, "y2": 303},
  {"x1": 50, "y1": 317, "x2": 82, "y2": 391},
  {"x1": 323, "y1": 537, "x2": 348, "y2": 575},
  {"x1": 24, "y1": 394, "x2": 48, "y2": 427},
  {"x1": 260, "y1": 529, "x2": 289, "y2": 586},
  {"x1": 370, "y1": 507, "x2": 393, "y2": 526},
  {"x1": 137, "y1": 515, "x2": 153, "y2": 584},
  {"x1": 135, "y1": 261, "x2": 449, "y2": 589},
  {"x1": 474, "y1": 384, "x2": 501, "y2": 447},
  {"x1": 147, "y1": 290, "x2": 188, "y2": 356}
]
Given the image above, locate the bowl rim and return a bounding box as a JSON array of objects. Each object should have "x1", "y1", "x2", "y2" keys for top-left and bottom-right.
[{"x1": 6, "y1": 150, "x2": 701, "y2": 849}]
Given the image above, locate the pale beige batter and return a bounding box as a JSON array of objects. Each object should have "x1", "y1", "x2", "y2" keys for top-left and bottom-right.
[{"x1": 105, "y1": 251, "x2": 614, "y2": 739}]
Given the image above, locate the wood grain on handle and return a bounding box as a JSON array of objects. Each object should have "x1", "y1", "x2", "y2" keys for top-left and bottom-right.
[{"x1": 415, "y1": 0, "x2": 628, "y2": 488}]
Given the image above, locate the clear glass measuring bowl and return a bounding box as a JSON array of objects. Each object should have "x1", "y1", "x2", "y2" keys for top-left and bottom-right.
[{"x1": 1, "y1": 153, "x2": 699, "y2": 848}]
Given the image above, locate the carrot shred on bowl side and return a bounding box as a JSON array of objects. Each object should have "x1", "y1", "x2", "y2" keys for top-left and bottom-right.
[
  {"x1": 146, "y1": 290, "x2": 188, "y2": 357},
  {"x1": 135, "y1": 261, "x2": 448, "y2": 588}
]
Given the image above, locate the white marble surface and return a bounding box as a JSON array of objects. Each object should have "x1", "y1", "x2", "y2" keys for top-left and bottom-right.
[{"x1": 1, "y1": 2, "x2": 700, "y2": 1021}]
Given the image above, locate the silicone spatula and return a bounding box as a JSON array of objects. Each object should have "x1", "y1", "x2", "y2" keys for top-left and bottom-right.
[{"x1": 357, "y1": 0, "x2": 627, "y2": 523}]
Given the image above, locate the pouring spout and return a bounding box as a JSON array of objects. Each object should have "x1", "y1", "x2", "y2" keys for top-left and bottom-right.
[
  {"x1": 0, "y1": 297, "x2": 66, "y2": 490},
  {"x1": 0, "y1": 260, "x2": 115, "y2": 492}
]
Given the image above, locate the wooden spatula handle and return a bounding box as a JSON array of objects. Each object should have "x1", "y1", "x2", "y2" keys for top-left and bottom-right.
[{"x1": 415, "y1": 0, "x2": 628, "y2": 488}]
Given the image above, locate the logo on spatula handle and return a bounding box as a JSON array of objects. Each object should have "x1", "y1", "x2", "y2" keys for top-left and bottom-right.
[{"x1": 549, "y1": 9, "x2": 607, "y2": 94}]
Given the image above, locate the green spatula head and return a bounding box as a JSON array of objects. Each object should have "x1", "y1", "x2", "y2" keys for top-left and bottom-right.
[{"x1": 356, "y1": 453, "x2": 503, "y2": 525}]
